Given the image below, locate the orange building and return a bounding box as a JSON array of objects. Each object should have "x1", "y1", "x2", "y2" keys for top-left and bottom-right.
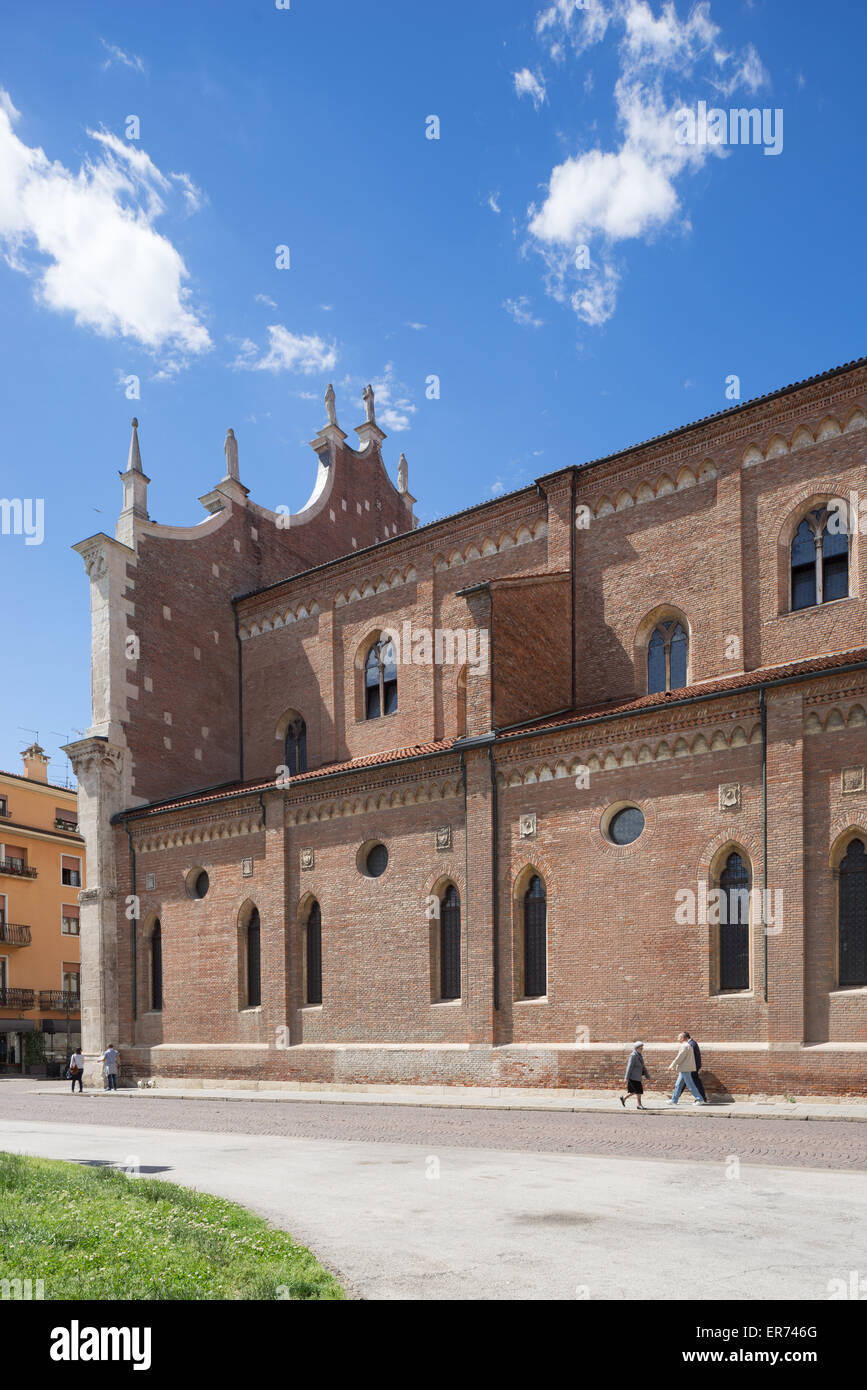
[{"x1": 0, "y1": 744, "x2": 83, "y2": 1073}]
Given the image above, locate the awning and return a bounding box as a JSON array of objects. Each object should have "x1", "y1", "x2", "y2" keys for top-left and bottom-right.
[
  {"x1": 0, "y1": 1019, "x2": 36, "y2": 1033},
  {"x1": 40, "y1": 1019, "x2": 81, "y2": 1035}
]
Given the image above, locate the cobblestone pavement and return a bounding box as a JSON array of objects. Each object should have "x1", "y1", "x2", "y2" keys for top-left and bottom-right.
[{"x1": 1, "y1": 1081, "x2": 864, "y2": 1171}]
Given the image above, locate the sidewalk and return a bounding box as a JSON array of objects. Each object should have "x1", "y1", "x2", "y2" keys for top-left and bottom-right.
[{"x1": 29, "y1": 1080, "x2": 867, "y2": 1121}]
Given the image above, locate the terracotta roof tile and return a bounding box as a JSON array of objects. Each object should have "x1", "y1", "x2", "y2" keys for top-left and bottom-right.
[{"x1": 120, "y1": 645, "x2": 867, "y2": 820}]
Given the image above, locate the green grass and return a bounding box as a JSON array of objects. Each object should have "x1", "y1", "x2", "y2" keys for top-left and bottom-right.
[{"x1": 0, "y1": 1151, "x2": 345, "y2": 1300}]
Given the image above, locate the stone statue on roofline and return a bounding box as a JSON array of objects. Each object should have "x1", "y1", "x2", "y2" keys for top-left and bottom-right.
[
  {"x1": 325, "y1": 383, "x2": 338, "y2": 427},
  {"x1": 224, "y1": 428, "x2": 239, "y2": 481},
  {"x1": 398, "y1": 453, "x2": 408, "y2": 494},
  {"x1": 363, "y1": 383, "x2": 376, "y2": 425}
]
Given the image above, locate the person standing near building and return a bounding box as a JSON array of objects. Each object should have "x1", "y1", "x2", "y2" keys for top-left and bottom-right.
[
  {"x1": 68, "y1": 1049, "x2": 84, "y2": 1094},
  {"x1": 101, "y1": 1045, "x2": 119, "y2": 1092},
  {"x1": 620, "y1": 1041, "x2": 652, "y2": 1110},
  {"x1": 667, "y1": 1032, "x2": 707, "y2": 1105},
  {"x1": 683, "y1": 1031, "x2": 707, "y2": 1102}
]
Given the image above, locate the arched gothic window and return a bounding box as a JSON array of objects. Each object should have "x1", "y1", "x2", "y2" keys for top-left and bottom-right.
[
  {"x1": 440, "y1": 885, "x2": 461, "y2": 1001},
  {"x1": 718, "y1": 852, "x2": 750, "y2": 992},
  {"x1": 284, "y1": 717, "x2": 307, "y2": 776},
  {"x1": 647, "y1": 620, "x2": 688, "y2": 694},
  {"x1": 306, "y1": 900, "x2": 322, "y2": 1005},
  {"x1": 839, "y1": 838, "x2": 867, "y2": 987},
  {"x1": 791, "y1": 508, "x2": 849, "y2": 611},
  {"x1": 365, "y1": 637, "x2": 398, "y2": 719},
  {"x1": 246, "y1": 908, "x2": 261, "y2": 1008},
  {"x1": 523, "y1": 875, "x2": 547, "y2": 999},
  {"x1": 151, "y1": 920, "x2": 163, "y2": 1012}
]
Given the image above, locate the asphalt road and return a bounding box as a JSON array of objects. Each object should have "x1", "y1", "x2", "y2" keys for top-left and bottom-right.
[
  {"x1": 2, "y1": 1081, "x2": 866, "y2": 1300},
  {"x1": 0, "y1": 1082, "x2": 864, "y2": 1171}
]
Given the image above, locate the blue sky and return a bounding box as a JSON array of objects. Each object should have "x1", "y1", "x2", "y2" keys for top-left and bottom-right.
[{"x1": 1, "y1": 0, "x2": 865, "y2": 780}]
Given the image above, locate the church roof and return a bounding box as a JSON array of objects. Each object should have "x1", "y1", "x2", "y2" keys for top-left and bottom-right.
[{"x1": 118, "y1": 642, "x2": 867, "y2": 822}]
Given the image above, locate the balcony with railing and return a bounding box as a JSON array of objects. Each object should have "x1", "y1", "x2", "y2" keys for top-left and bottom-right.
[
  {"x1": 0, "y1": 987, "x2": 36, "y2": 1010},
  {"x1": 0, "y1": 858, "x2": 37, "y2": 879},
  {"x1": 38, "y1": 990, "x2": 81, "y2": 1013},
  {"x1": 0, "y1": 921, "x2": 31, "y2": 947}
]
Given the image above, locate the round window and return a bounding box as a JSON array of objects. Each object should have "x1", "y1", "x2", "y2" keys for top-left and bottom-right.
[
  {"x1": 187, "y1": 868, "x2": 210, "y2": 900},
  {"x1": 606, "y1": 806, "x2": 645, "y2": 846},
  {"x1": 365, "y1": 844, "x2": 388, "y2": 878}
]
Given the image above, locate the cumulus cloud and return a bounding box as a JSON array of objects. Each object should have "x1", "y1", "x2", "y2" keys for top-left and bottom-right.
[
  {"x1": 0, "y1": 92, "x2": 210, "y2": 359},
  {"x1": 232, "y1": 324, "x2": 338, "y2": 375},
  {"x1": 525, "y1": 0, "x2": 770, "y2": 325},
  {"x1": 514, "y1": 68, "x2": 548, "y2": 109}
]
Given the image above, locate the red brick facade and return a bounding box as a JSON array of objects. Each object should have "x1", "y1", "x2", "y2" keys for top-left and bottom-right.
[{"x1": 70, "y1": 371, "x2": 867, "y2": 1095}]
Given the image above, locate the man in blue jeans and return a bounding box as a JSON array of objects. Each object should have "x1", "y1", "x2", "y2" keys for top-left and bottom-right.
[
  {"x1": 684, "y1": 1031, "x2": 708, "y2": 1102},
  {"x1": 667, "y1": 1031, "x2": 707, "y2": 1104},
  {"x1": 101, "y1": 1044, "x2": 119, "y2": 1091}
]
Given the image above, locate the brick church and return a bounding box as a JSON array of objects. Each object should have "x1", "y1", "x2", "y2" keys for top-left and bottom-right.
[{"x1": 66, "y1": 358, "x2": 867, "y2": 1096}]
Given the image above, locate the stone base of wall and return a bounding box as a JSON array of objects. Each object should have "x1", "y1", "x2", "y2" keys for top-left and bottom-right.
[{"x1": 120, "y1": 1042, "x2": 867, "y2": 1099}]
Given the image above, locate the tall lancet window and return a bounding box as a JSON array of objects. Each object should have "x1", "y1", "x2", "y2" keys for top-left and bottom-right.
[
  {"x1": 647, "y1": 620, "x2": 688, "y2": 694},
  {"x1": 284, "y1": 717, "x2": 307, "y2": 776},
  {"x1": 791, "y1": 508, "x2": 849, "y2": 611},
  {"x1": 365, "y1": 637, "x2": 398, "y2": 720}
]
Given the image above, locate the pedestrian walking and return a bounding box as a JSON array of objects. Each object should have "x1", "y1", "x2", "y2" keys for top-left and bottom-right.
[
  {"x1": 684, "y1": 1031, "x2": 707, "y2": 1102},
  {"x1": 667, "y1": 1032, "x2": 707, "y2": 1105},
  {"x1": 620, "y1": 1041, "x2": 651, "y2": 1110},
  {"x1": 68, "y1": 1049, "x2": 84, "y2": 1094},
  {"x1": 101, "y1": 1044, "x2": 119, "y2": 1092}
]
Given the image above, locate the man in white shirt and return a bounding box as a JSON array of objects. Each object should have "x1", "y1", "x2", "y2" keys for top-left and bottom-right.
[
  {"x1": 667, "y1": 1032, "x2": 707, "y2": 1105},
  {"x1": 68, "y1": 1050, "x2": 84, "y2": 1094}
]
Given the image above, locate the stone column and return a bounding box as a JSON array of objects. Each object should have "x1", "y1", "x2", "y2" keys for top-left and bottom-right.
[{"x1": 63, "y1": 737, "x2": 126, "y2": 1087}]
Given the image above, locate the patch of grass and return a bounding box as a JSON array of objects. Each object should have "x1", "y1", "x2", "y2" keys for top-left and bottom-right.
[{"x1": 0, "y1": 1152, "x2": 344, "y2": 1301}]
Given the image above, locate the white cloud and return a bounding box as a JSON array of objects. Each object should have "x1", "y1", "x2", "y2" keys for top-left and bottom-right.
[
  {"x1": 0, "y1": 93, "x2": 210, "y2": 359},
  {"x1": 170, "y1": 170, "x2": 205, "y2": 215},
  {"x1": 503, "y1": 295, "x2": 544, "y2": 328},
  {"x1": 525, "y1": 0, "x2": 770, "y2": 325},
  {"x1": 233, "y1": 324, "x2": 338, "y2": 375},
  {"x1": 100, "y1": 39, "x2": 146, "y2": 74},
  {"x1": 487, "y1": 191, "x2": 502, "y2": 214},
  {"x1": 406, "y1": 321, "x2": 427, "y2": 331},
  {"x1": 491, "y1": 479, "x2": 505, "y2": 497},
  {"x1": 371, "y1": 362, "x2": 417, "y2": 432},
  {"x1": 537, "y1": 0, "x2": 611, "y2": 54},
  {"x1": 255, "y1": 292, "x2": 277, "y2": 308},
  {"x1": 514, "y1": 68, "x2": 548, "y2": 109}
]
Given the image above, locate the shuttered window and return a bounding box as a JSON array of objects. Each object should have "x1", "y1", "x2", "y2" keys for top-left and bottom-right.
[
  {"x1": 523, "y1": 876, "x2": 547, "y2": 998},
  {"x1": 719, "y1": 852, "x2": 750, "y2": 991},
  {"x1": 839, "y1": 838, "x2": 867, "y2": 987},
  {"x1": 306, "y1": 901, "x2": 322, "y2": 1005},
  {"x1": 440, "y1": 885, "x2": 461, "y2": 1001},
  {"x1": 247, "y1": 909, "x2": 261, "y2": 1008},
  {"x1": 61, "y1": 905, "x2": 80, "y2": 935},
  {"x1": 61, "y1": 855, "x2": 81, "y2": 887}
]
